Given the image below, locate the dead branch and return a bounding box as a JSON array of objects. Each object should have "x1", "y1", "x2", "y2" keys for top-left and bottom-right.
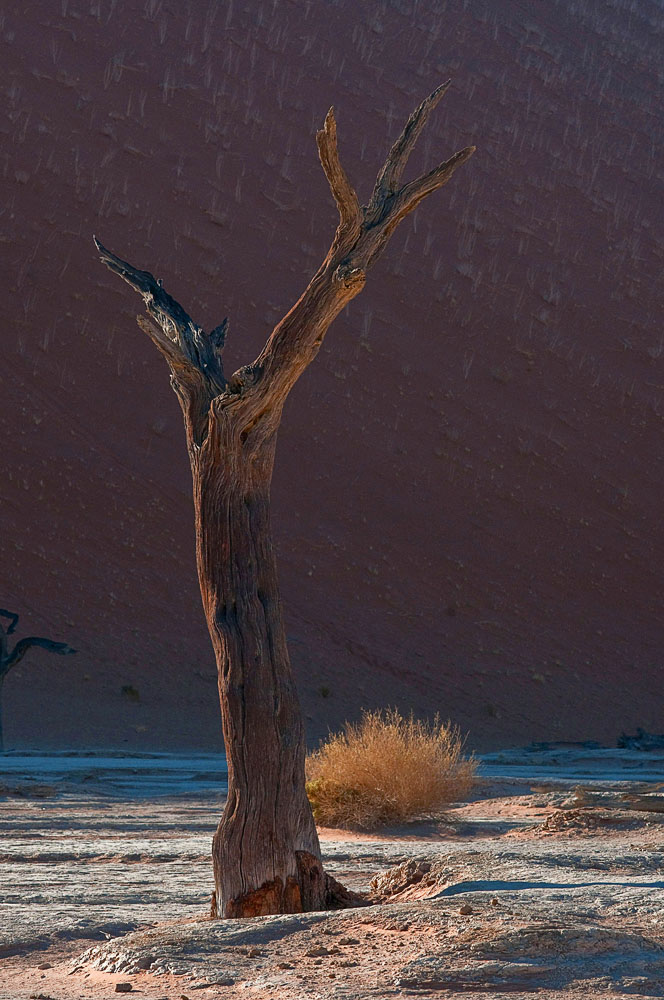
[
  {"x1": 3, "y1": 637, "x2": 76, "y2": 674},
  {"x1": 251, "y1": 84, "x2": 475, "y2": 410},
  {"x1": 94, "y1": 238, "x2": 227, "y2": 396},
  {"x1": 0, "y1": 610, "x2": 19, "y2": 635},
  {"x1": 316, "y1": 108, "x2": 362, "y2": 238},
  {"x1": 366, "y1": 81, "x2": 452, "y2": 219},
  {"x1": 96, "y1": 85, "x2": 474, "y2": 436}
]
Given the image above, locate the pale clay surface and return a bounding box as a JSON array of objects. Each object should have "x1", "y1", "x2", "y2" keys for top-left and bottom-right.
[{"x1": 1, "y1": 749, "x2": 664, "y2": 999}]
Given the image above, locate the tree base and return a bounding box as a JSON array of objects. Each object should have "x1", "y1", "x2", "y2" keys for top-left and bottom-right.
[{"x1": 214, "y1": 851, "x2": 368, "y2": 919}]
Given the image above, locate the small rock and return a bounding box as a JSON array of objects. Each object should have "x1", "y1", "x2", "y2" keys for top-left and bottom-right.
[
  {"x1": 37, "y1": 963, "x2": 52, "y2": 970},
  {"x1": 277, "y1": 962, "x2": 294, "y2": 969},
  {"x1": 115, "y1": 986, "x2": 133, "y2": 994},
  {"x1": 190, "y1": 982, "x2": 234, "y2": 990},
  {"x1": 304, "y1": 946, "x2": 330, "y2": 957},
  {"x1": 339, "y1": 937, "x2": 360, "y2": 945},
  {"x1": 459, "y1": 903, "x2": 473, "y2": 915},
  {"x1": 490, "y1": 897, "x2": 499, "y2": 906},
  {"x1": 246, "y1": 946, "x2": 261, "y2": 958},
  {"x1": 370, "y1": 859, "x2": 432, "y2": 899}
]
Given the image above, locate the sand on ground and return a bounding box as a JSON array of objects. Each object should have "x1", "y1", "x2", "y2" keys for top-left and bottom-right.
[{"x1": 2, "y1": 748, "x2": 664, "y2": 999}]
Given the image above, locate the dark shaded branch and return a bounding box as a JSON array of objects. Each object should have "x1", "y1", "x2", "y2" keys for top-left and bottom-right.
[
  {"x1": 367, "y1": 80, "x2": 451, "y2": 217},
  {"x1": 0, "y1": 610, "x2": 19, "y2": 636},
  {"x1": 210, "y1": 318, "x2": 229, "y2": 351},
  {"x1": 3, "y1": 637, "x2": 76, "y2": 673},
  {"x1": 316, "y1": 109, "x2": 361, "y2": 237},
  {"x1": 95, "y1": 237, "x2": 199, "y2": 338},
  {"x1": 94, "y1": 238, "x2": 227, "y2": 397}
]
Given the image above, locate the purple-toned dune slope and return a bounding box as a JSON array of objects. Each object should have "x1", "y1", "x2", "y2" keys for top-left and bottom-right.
[{"x1": 1, "y1": 0, "x2": 662, "y2": 751}]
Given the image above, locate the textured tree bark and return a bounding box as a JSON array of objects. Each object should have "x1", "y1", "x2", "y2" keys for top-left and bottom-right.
[
  {"x1": 192, "y1": 424, "x2": 327, "y2": 914},
  {"x1": 95, "y1": 85, "x2": 475, "y2": 917}
]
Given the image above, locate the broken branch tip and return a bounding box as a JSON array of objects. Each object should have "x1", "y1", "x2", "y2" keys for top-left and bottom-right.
[{"x1": 429, "y1": 80, "x2": 452, "y2": 103}]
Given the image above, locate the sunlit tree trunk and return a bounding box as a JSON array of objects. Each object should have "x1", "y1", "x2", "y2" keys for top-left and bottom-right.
[{"x1": 96, "y1": 84, "x2": 475, "y2": 916}]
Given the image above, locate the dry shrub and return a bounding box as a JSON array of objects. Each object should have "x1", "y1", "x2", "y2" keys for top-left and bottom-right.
[{"x1": 305, "y1": 708, "x2": 476, "y2": 830}]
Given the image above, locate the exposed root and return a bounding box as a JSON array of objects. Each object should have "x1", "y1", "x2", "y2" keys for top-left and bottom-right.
[
  {"x1": 324, "y1": 870, "x2": 369, "y2": 909},
  {"x1": 221, "y1": 851, "x2": 368, "y2": 919}
]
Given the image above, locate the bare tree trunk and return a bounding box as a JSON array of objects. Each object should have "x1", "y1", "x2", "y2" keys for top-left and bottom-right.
[
  {"x1": 192, "y1": 425, "x2": 326, "y2": 914},
  {"x1": 95, "y1": 85, "x2": 475, "y2": 917}
]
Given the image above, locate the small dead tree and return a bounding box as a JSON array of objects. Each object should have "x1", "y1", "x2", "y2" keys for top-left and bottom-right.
[
  {"x1": 0, "y1": 609, "x2": 76, "y2": 751},
  {"x1": 96, "y1": 84, "x2": 474, "y2": 917}
]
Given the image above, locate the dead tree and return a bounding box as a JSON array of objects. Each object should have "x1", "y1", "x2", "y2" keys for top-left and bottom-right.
[
  {"x1": 0, "y1": 609, "x2": 76, "y2": 751},
  {"x1": 96, "y1": 84, "x2": 475, "y2": 918}
]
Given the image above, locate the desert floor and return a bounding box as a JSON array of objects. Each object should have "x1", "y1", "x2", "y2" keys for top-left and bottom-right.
[{"x1": 2, "y1": 747, "x2": 664, "y2": 999}]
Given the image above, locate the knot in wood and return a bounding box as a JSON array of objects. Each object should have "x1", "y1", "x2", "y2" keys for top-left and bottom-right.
[
  {"x1": 334, "y1": 263, "x2": 366, "y2": 290},
  {"x1": 227, "y1": 364, "x2": 260, "y2": 394}
]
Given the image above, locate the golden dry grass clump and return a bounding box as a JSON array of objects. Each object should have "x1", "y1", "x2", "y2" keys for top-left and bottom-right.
[{"x1": 305, "y1": 708, "x2": 476, "y2": 830}]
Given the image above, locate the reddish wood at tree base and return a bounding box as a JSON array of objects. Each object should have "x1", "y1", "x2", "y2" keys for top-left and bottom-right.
[{"x1": 95, "y1": 86, "x2": 474, "y2": 917}]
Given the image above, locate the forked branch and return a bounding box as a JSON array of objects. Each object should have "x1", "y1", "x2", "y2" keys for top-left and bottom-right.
[
  {"x1": 96, "y1": 85, "x2": 475, "y2": 431},
  {"x1": 367, "y1": 80, "x2": 452, "y2": 217},
  {"x1": 253, "y1": 84, "x2": 475, "y2": 406},
  {"x1": 94, "y1": 238, "x2": 227, "y2": 397},
  {"x1": 316, "y1": 82, "x2": 474, "y2": 262}
]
